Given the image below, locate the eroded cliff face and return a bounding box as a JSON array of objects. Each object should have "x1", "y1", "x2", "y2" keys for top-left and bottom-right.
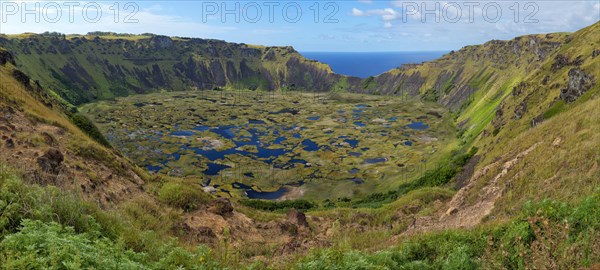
[
  {"x1": 2, "y1": 26, "x2": 595, "y2": 112},
  {"x1": 353, "y1": 32, "x2": 568, "y2": 110},
  {"x1": 0, "y1": 33, "x2": 358, "y2": 105}
]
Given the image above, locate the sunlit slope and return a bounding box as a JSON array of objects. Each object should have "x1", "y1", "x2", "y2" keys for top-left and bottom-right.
[
  {"x1": 358, "y1": 24, "x2": 597, "y2": 142},
  {"x1": 402, "y1": 22, "x2": 599, "y2": 228},
  {"x1": 467, "y1": 21, "x2": 599, "y2": 217}
]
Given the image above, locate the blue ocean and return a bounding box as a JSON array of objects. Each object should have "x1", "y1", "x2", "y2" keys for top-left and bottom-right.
[{"x1": 300, "y1": 51, "x2": 448, "y2": 78}]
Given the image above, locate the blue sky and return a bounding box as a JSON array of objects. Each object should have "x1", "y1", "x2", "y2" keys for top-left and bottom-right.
[{"x1": 1, "y1": 1, "x2": 599, "y2": 51}]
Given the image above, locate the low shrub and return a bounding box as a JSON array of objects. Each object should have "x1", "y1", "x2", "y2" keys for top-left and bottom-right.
[
  {"x1": 158, "y1": 182, "x2": 211, "y2": 211},
  {"x1": 70, "y1": 113, "x2": 111, "y2": 147},
  {"x1": 239, "y1": 199, "x2": 315, "y2": 211},
  {"x1": 0, "y1": 166, "x2": 99, "y2": 237},
  {"x1": 0, "y1": 220, "x2": 146, "y2": 269}
]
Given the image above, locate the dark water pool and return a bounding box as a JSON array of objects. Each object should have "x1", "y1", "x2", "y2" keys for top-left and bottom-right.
[
  {"x1": 363, "y1": 157, "x2": 387, "y2": 164},
  {"x1": 171, "y1": 130, "x2": 194, "y2": 136},
  {"x1": 146, "y1": 165, "x2": 162, "y2": 173},
  {"x1": 194, "y1": 125, "x2": 210, "y2": 132},
  {"x1": 232, "y1": 182, "x2": 289, "y2": 200},
  {"x1": 274, "y1": 136, "x2": 287, "y2": 144},
  {"x1": 349, "y1": 152, "x2": 362, "y2": 157},
  {"x1": 204, "y1": 162, "x2": 231, "y2": 175},
  {"x1": 349, "y1": 178, "x2": 364, "y2": 184},
  {"x1": 249, "y1": 119, "x2": 266, "y2": 124},
  {"x1": 302, "y1": 139, "x2": 319, "y2": 151},
  {"x1": 344, "y1": 139, "x2": 359, "y2": 148},
  {"x1": 406, "y1": 121, "x2": 429, "y2": 130}
]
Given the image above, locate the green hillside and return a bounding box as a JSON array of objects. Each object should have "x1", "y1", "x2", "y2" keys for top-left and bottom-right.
[{"x1": 0, "y1": 32, "x2": 357, "y2": 105}]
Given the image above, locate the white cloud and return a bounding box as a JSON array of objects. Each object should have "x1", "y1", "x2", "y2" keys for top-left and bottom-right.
[
  {"x1": 351, "y1": 8, "x2": 365, "y2": 16},
  {"x1": 350, "y1": 7, "x2": 401, "y2": 28}
]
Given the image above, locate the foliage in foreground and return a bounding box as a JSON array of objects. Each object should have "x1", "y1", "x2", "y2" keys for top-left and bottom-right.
[
  {"x1": 0, "y1": 163, "x2": 597, "y2": 269},
  {"x1": 293, "y1": 189, "x2": 599, "y2": 269},
  {"x1": 0, "y1": 165, "x2": 227, "y2": 269}
]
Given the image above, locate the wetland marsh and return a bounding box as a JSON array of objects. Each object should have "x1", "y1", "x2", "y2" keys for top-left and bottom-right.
[{"x1": 81, "y1": 91, "x2": 456, "y2": 200}]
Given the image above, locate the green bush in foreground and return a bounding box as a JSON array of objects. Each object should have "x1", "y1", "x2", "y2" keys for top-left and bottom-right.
[
  {"x1": 0, "y1": 167, "x2": 99, "y2": 238},
  {"x1": 0, "y1": 219, "x2": 233, "y2": 270},
  {"x1": 0, "y1": 165, "x2": 231, "y2": 269},
  {"x1": 0, "y1": 220, "x2": 145, "y2": 269}
]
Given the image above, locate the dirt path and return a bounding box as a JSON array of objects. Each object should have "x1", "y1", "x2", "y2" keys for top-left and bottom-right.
[{"x1": 403, "y1": 143, "x2": 541, "y2": 234}]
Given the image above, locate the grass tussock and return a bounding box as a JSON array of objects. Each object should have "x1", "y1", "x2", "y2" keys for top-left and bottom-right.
[{"x1": 158, "y1": 181, "x2": 212, "y2": 212}]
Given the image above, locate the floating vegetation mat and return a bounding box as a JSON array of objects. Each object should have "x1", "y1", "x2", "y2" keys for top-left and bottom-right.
[{"x1": 81, "y1": 91, "x2": 455, "y2": 200}]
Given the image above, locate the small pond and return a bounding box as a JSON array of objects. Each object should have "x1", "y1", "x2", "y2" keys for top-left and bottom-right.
[
  {"x1": 406, "y1": 121, "x2": 429, "y2": 130},
  {"x1": 363, "y1": 157, "x2": 387, "y2": 164}
]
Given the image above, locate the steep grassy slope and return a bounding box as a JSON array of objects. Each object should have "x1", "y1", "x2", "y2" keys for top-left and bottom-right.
[
  {"x1": 357, "y1": 28, "x2": 574, "y2": 142},
  {"x1": 467, "y1": 21, "x2": 600, "y2": 218},
  {"x1": 0, "y1": 32, "x2": 359, "y2": 105},
  {"x1": 0, "y1": 47, "x2": 149, "y2": 206}
]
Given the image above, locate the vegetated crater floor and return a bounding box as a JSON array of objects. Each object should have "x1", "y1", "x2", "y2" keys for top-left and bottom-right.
[{"x1": 81, "y1": 91, "x2": 456, "y2": 200}]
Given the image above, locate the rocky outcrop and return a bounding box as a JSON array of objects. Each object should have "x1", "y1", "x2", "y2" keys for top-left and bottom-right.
[
  {"x1": 174, "y1": 222, "x2": 217, "y2": 244},
  {"x1": 36, "y1": 148, "x2": 64, "y2": 174},
  {"x1": 0, "y1": 49, "x2": 15, "y2": 66},
  {"x1": 531, "y1": 114, "x2": 544, "y2": 127},
  {"x1": 560, "y1": 68, "x2": 594, "y2": 103},
  {"x1": 207, "y1": 198, "x2": 234, "y2": 216},
  {"x1": 514, "y1": 101, "x2": 527, "y2": 120},
  {"x1": 4, "y1": 138, "x2": 14, "y2": 148},
  {"x1": 552, "y1": 54, "x2": 571, "y2": 70},
  {"x1": 512, "y1": 82, "x2": 526, "y2": 96},
  {"x1": 286, "y1": 208, "x2": 309, "y2": 228},
  {"x1": 279, "y1": 208, "x2": 310, "y2": 236},
  {"x1": 552, "y1": 54, "x2": 584, "y2": 71},
  {"x1": 11, "y1": 69, "x2": 31, "y2": 88},
  {"x1": 148, "y1": 35, "x2": 174, "y2": 49}
]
